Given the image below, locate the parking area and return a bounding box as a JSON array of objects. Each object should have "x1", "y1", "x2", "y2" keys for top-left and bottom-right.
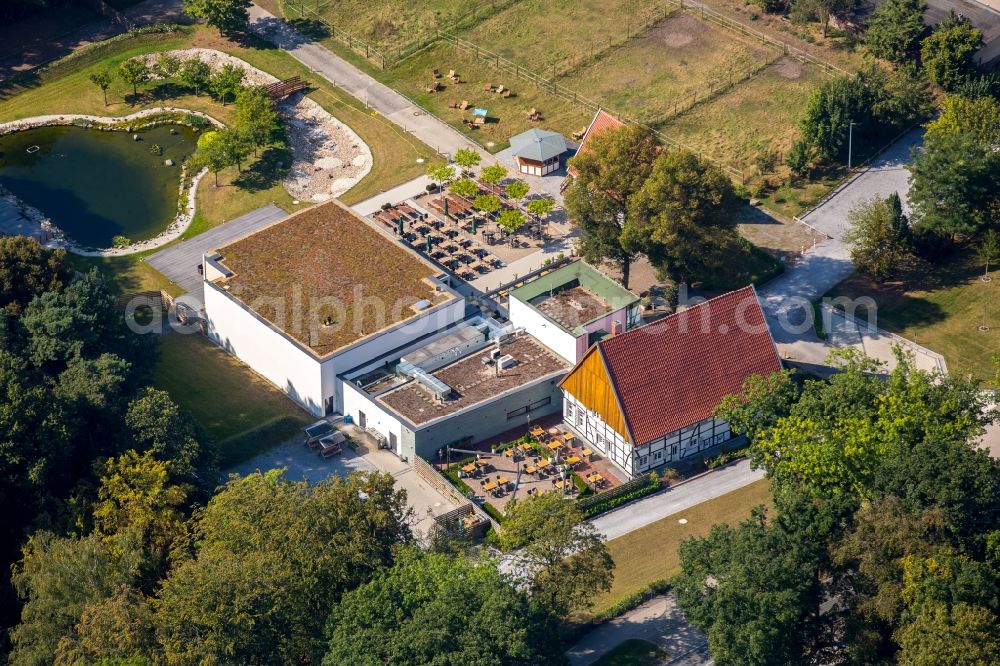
[{"x1": 147, "y1": 203, "x2": 287, "y2": 305}]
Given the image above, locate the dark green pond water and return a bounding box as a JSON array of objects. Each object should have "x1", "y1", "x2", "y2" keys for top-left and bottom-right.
[{"x1": 0, "y1": 123, "x2": 197, "y2": 248}]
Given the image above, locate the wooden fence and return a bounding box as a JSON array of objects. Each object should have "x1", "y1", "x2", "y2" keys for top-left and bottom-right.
[{"x1": 412, "y1": 456, "x2": 500, "y2": 531}]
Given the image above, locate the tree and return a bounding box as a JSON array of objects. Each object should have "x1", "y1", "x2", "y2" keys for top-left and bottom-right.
[
  {"x1": 925, "y1": 94, "x2": 1000, "y2": 150},
  {"x1": 177, "y1": 57, "x2": 211, "y2": 94},
  {"x1": 193, "y1": 130, "x2": 230, "y2": 186},
  {"x1": 626, "y1": 148, "x2": 741, "y2": 285},
  {"x1": 426, "y1": 162, "x2": 456, "y2": 187},
  {"x1": 117, "y1": 58, "x2": 149, "y2": 102},
  {"x1": 89, "y1": 69, "x2": 114, "y2": 107},
  {"x1": 674, "y1": 503, "x2": 831, "y2": 665},
  {"x1": 978, "y1": 230, "x2": 999, "y2": 280},
  {"x1": 126, "y1": 387, "x2": 211, "y2": 483},
  {"x1": 449, "y1": 177, "x2": 479, "y2": 200},
  {"x1": 564, "y1": 125, "x2": 659, "y2": 288},
  {"x1": 323, "y1": 549, "x2": 565, "y2": 666},
  {"x1": 504, "y1": 179, "x2": 530, "y2": 203},
  {"x1": 473, "y1": 193, "x2": 502, "y2": 217},
  {"x1": 497, "y1": 208, "x2": 527, "y2": 233},
  {"x1": 182, "y1": 0, "x2": 253, "y2": 35},
  {"x1": 791, "y1": 0, "x2": 855, "y2": 39},
  {"x1": 786, "y1": 139, "x2": 812, "y2": 177},
  {"x1": 453, "y1": 147, "x2": 481, "y2": 173},
  {"x1": 715, "y1": 369, "x2": 798, "y2": 443},
  {"x1": 153, "y1": 52, "x2": 181, "y2": 79},
  {"x1": 215, "y1": 127, "x2": 252, "y2": 173},
  {"x1": 864, "y1": 0, "x2": 927, "y2": 63},
  {"x1": 0, "y1": 236, "x2": 70, "y2": 315},
  {"x1": 500, "y1": 492, "x2": 613, "y2": 617},
  {"x1": 908, "y1": 130, "x2": 999, "y2": 239},
  {"x1": 234, "y1": 85, "x2": 280, "y2": 156},
  {"x1": 480, "y1": 163, "x2": 508, "y2": 186},
  {"x1": 921, "y1": 12, "x2": 984, "y2": 92},
  {"x1": 154, "y1": 470, "x2": 410, "y2": 664},
  {"x1": 526, "y1": 196, "x2": 556, "y2": 222},
  {"x1": 60, "y1": 586, "x2": 157, "y2": 664},
  {"x1": 209, "y1": 62, "x2": 245, "y2": 106},
  {"x1": 843, "y1": 192, "x2": 912, "y2": 281},
  {"x1": 9, "y1": 532, "x2": 141, "y2": 666},
  {"x1": 896, "y1": 602, "x2": 1000, "y2": 665},
  {"x1": 92, "y1": 450, "x2": 190, "y2": 570}
]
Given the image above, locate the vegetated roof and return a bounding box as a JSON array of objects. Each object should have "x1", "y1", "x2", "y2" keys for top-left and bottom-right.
[
  {"x1": 572, "y1": 285, "x2": 782, "y2": 446},
  {"x1": 378, "y1": 334, "x2": 570, "y2": 425},
  {"x1": 509, "y1": 128, "x2": 569, "y2": 162},
  {"x1": 213, "y1": 200, "x2": 455, "y2": 355},
  {"x1": 510, "y1": 260, "x2": 638, "y2": 335},
  {"x1": 568, "y1": 108, "x2": 625, "y2": 176}
]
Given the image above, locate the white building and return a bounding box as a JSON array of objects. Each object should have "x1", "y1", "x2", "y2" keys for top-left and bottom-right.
[
  {"x1": 202, "y1": 199, "x2": 465, "y2": 418},
  {"x1": 508, "y1": 260, "x2": 641, "y2": 364},
  {"x1": 558, "y1": 286, "x2": 783, "y2": 478}
]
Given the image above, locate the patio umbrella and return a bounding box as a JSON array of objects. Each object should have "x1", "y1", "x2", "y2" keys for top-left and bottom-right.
[
  {"x1": 443, "y1": 196, "x2": 449, "y2": 219},
  {"x1": 397, "y1": 218, "x2": 404, "y2": 236},
  {"x1": 425, "y1": 235, "x2": 432, "y2": 253},
  {"x1": 472, "y1": 216, "x2": 477, "y2": 234}
]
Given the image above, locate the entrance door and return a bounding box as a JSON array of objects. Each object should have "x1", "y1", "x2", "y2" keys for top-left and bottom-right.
[
  {"x1": 358, "y1": 410, "x2": 367, "y2": 429},
  {"x1": 325, "y1": 396, "x2": 334, "y2": 415},
  {"x1": 389, "y1": 432, "x2": 398, "y2": 453}
]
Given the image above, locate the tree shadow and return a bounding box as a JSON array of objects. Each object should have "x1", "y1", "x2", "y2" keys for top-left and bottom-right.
[
  {"x1": 286, "y1": 18, "x2": 331, "y2": 41},
  {"x1": 232, "y1": 146, "x2": 292, "y2": 193}
]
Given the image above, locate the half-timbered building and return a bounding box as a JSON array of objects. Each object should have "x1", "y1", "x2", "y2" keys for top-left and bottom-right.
[{"x1": 558, "y1": 285, "x2": 782, "y2": 478}]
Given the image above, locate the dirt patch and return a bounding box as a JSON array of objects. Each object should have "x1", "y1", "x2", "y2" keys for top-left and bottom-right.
[
  {"x1": 649, "y1": 13, "x2": 708, "y2": 48},
  {"x1": 772, "y1": 57, "x2": 803, "y2": 80}
]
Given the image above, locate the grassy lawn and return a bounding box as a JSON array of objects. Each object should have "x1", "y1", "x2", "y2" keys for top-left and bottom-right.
[
  {"x1": 378, "y1": 41, "x2": 592, "y2": 151},
  {"x1": 590, "y1": 479, "x2": 772, "y2": 614},
  {"x1": 559, "y1": 12, "x2": 778, "y2": 125},
  {"x1": 826, "y1": 251, "x2": 1000, "y2": 383},
  {"x1": 459, "y1": 0, "x2": 668, "y2": 74},
  {"x1": 658, "y1": 58, "x2": 827, "y2": 173},
  {"x1": 260, "y1": 0, "x2": 488, "y2": 51},
  {"x1": 592, "y1": 639, "x2": 669, "y2": 666},
  {"x1": 69, "y1": 253, "x2": 185, "y2": 297},
  {"x1": 153, "y1": 333, "x2": 313, "y2": 467}
]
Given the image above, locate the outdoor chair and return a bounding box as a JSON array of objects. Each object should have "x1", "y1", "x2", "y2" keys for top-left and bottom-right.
[
  {"x1": 459, "y1": 100, "x2": 470, "y2": 110},
  {"x1": 432, "y1": 68, "x2": 441, "y2": 78},
  {"x1": 448, "y1": 100, "x2": 458, "y2": 109},
  {"x1": 447, "y1": 69, "x2": 456, "y2": 79},
  {"x1": 502, "y1": 89, "x2": 513, "y2": 98}
]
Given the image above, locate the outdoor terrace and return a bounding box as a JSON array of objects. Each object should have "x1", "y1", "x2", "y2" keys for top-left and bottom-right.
[
  {"x1": 378, "y1": 334, "x2": 570, "y2": 424},
  {"x1": 212, "y1": 200, "x2": 456, "y2": 355},
  {"x1": 532, "y1": 283, "x2": 612, "y2": 331}
]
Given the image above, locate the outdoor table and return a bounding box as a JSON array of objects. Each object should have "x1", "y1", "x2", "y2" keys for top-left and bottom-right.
[
  {"x1": 537, "y1": 459, "x2": 551, "y2": 469},
  {"x1": 564, "y1": 456, "x2": 581, "y2": 465},
  {"x1": 547, "y1": 441, "x2": 562, "y2": 451},
  {"x1": 475, "y1": 459, "x2": 490, "y2": 467},
  {"x1": 555, "y1": 480, "x2": 567, "y2": 489},
  {"x1": 483, "y1": 481, "x2": 498, "y2": 492},
  {"x1": 497, "y1": 476, "x2": 510, "y2": 486},
  {"x1": 517, "y1": 443, "x2": 533, "y2": 452},
  {"x1": 530, "y1": 426, "x2": 545, "y2": 438},
  {"x1": 525, "y1": 465, "x2": 537, "y2": 474},
  {"x1": 461, "y1": 463, "x2": 477, "y2": 474},
  {"x1": 581, "y1": 448, "x2": 593, "y2": 457},
  {"x1": 563, "y1": 432, "x2": 576, "y2": 442},
  {"x1": 503, "y1": 448, "x2": 514, "y2": 457}
]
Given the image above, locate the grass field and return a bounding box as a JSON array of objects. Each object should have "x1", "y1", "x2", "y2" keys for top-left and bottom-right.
[
  {"x1": 590, "y1": 479, "x2": 772, "y2": 614},
  {"x1": 378, "y1": 42, "x2": 592, "y2": 150},
  {"x1": 826, "y1": 251, "x2": 1000, "y2": 383},
  {"x1": 460, "y1": 0, "x2": 669, "y2": 74},
  {"x1": 592, "y1": 639, "x2": 669, "y2": 666},
  {"x1": 658, "y1": 58, "x2": 827, "y2": 172},
  {"x1": 559, "y1": 13, "x2": 777, "y2": 125},
  {"x1": 153, "y1": 333, "x2": 313, "y2": 467}
]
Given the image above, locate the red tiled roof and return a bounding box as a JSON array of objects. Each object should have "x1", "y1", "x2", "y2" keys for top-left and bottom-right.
[
  {"x1": 597, "y1": 285, "x2": 781, "y2": 446},
  {"x1": 568, "y1": 109, "x2": 625, "y2": 177}
]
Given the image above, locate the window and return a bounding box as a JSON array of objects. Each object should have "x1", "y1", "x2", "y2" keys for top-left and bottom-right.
[
  {"x1": 715, "y1": 433, "x2": 727, "y2": 444},
  {"x1": 565, "y1": 403, "x2": 574, "y2": 419},
  {"x1": 507, "y1": 397, "x2": 553, "y2": 420},
  {"x1": 639, "y1": 455, "x2": 649, "y2": 466},
  {"x1": 654, "y1": 451, "x2": 662, "y2": 461},
  {"x1": 575, "y1": 410, "x2": 584, "y2": 427},
  {"x1": 670, "y1": 445, "x2": 678, "y2": 455}
]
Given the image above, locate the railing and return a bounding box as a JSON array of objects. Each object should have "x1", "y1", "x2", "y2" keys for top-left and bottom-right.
[{"x1": 412, "y1": 456, "x2": 500, "y2": 530}]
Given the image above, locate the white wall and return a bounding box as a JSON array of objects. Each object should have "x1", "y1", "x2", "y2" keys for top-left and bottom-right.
[
  {"x1": 341, "y1": 379, "x2": 406, "y2": 456},
  {"x1": 204, "y1": 282, "x2": 325, "y2": 416},
  {"x1": 509, "y1": 296, "x2": 578, "y2": 363}
]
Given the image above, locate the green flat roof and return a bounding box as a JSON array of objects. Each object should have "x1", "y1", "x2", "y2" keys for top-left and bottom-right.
[{"x1": 511, "y1": 261, "x2": 639, "y2": 335}]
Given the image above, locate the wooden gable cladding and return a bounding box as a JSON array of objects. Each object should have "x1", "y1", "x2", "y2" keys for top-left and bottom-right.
[{"x1": 559, "y1": 347, "x2": 631, "y2": 444}]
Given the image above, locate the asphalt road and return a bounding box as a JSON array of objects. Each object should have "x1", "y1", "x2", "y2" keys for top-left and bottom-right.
[{"x1": 146, "y1": 203, "x2": 286, "y2": 305}]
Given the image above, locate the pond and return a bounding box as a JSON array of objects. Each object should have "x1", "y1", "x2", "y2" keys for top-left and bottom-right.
[{"x1": 0, "y1": 123, "x2": 198, "y2": 248}]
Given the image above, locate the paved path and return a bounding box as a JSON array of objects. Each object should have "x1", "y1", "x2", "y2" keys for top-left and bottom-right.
[
  {"x1": 567, "y1": 594, "x2": 710, "y2": 666},
  {"x1": 758, "y1": 129, "x2": 923, "y2": 354},
  {"x1": 248, "y1": 5, "x2": 492, "y2": 162},
  {"x1": 147, "y1": 203, "x2": 286, "y2": 305},
  {"x1": 591, "y1": 459, "x2": 765, "y2": 541}
]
